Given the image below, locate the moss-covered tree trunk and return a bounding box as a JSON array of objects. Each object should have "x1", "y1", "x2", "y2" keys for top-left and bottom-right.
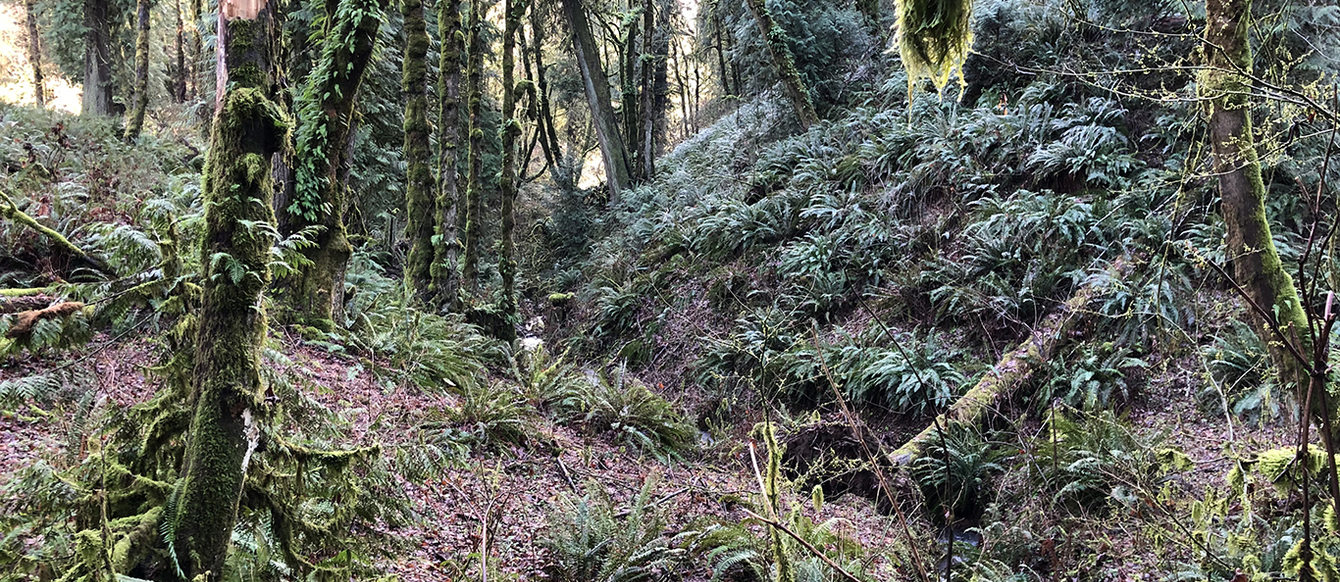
[
  {"x1": 1202, "y1": 0, "x2": 1314, "y2": 405},
  {"x1": 460, "y1": 0, "x2": 486, "y2": 294},
  {"x1": 743, "y1": 0, "x2": 817, "y2": 130},
  {"x1": 403, "y1": 0, "x2": 434, "y2": 305},
  {"x1": 24, "y1": 0, "x2": 44, "y2": 108},
  {"x1": 561, "y1": 0, "x2": 634, "y2": 202},
  {"x1": 498, "y1": 0, "x2": 523, "y2": 328},
  {"x1": 285, "y1": 0, "x2": 385, "y2": 329},
  {"x1": 171, "y1": 1, "x2": 288, "y2": 578},
  {"x1": 636, "y1": 0, "x2": 656, "y2": 178},
  {"x1": 125, "y1": 0, "x2": 153, "y2": 140},
  {"x1": 82, "y1": 0, "x2": 115, "y2": 116},
  {"x1": 888, "y1": 258, "x2": 1129, "y2": 465},
  {"x1": 433, "y1": 0, "x2": 465, "y2": 308},
  {"x1": 621, "y1": 0, "x2": 642, "y2": 180}
]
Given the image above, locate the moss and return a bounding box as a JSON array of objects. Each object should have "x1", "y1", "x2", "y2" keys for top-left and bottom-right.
[
  {"x1": 895, "y1": 0, "x2": 973, "y2": 98},
  {"x1": 124, "y1": 0, "x2": 152, "y2": 141},
  {"x1": 459, "y1": 0, "x2": 486, "y2": 294},
  {"x1": 403, "y1": 0, "x2": 436, "y2": 305},
  {"x1": 171, "y1": 10, "x2": 289, "y2": 574},
  {"x1": 432, "y1": 0, "x2": 465, "y2": 307},
  {"x1": 497, "y1": 0, "x2": 523, "y2": 329}
]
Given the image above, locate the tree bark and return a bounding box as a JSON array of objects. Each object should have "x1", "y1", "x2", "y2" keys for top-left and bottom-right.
[
  {"x1": 171, "y1": 1, "x2": 286, "y2": 578},
  {"x1": 286, "y1": 0, "x2": 385, "y2": 329},
  {"x1": 125, "y1": 0, "x2": 153, "y2": 140},
  {"x1": 24, "y1": 0, "x2": 44, "y2": 108},
  {"x1": 403, "y1": 0, "x2": 435, "y2": 305},
  {"x1": 498, "y1": 0, "x2": 523, "y2": 330},
  {"x1": 174, "y1": 0, "x2": 188, "y2": 102},
  {"x1": 460, "y1": 0, "x2": 486, "y2": 295},
  {"x1": 637, "y1": 0, "x2": 656, "y2": 177},
  {"x1": 561, "y1": 0, "x2": 634, "y2": 202},
  {"x1": 433, "y1": 0, "x2": 465, "y2": 308},
  {"x1": 1203, "y1": 0, "x2": 1314, "y2": 407},
  {"x1": 743, "y1": 0, "x2": 817, "y2": 129},
  {"x1": 81, "y1": 0, "x2": 115, "y2": 116}
]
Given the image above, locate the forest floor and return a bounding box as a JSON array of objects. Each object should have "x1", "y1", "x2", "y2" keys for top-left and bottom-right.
[{"x1": 0, "y1": 328, "x2": 1296, "y2": 580}]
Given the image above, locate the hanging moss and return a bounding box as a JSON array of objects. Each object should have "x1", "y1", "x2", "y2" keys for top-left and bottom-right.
[{"x1": 894, "y1": 0, "x2": 974, "y2": 97}]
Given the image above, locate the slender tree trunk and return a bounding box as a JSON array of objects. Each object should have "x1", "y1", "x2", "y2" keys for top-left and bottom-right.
[
  {"x1": 531, "y1": 9, "x2": 570, "y2": 191},
  {"x1": 622, "y1": 0, "x2": 641, "y2": 178},
  {"x1": 636, "y1": 0, "x2": 655, "y2": 177},
  {"x1": 82, "y1": 0, "x2": 115, "y2": 116},
  {"x1": 125, "y1": 0, "x2": 153, "y2": 140},
  {"x1": 433, "y1": 0, "x2": 465, "y2": 308},
  {"x1": 174, "y1": 0, "x2": 187, "y2": 102},
  {"x1": 650, "y1": 0, "x2": 669, "y2": 155},
  {"x1": 710, "y1": 1, "x2": 729, "y2": 97},
  {"x1": 561, "y1": 0, "x2": 633, "y2": 202},
  {"x1": 403, "y1": 0, "x2": 435, "y2": 304},
  {"x1": 460, "y1": 0, "x2": 486, "y2": 295},
  {"x1": 287, "y1": 0, "x2": 385, "y2": 329},
  {"x1": 1203, "y1": 0, "x2": 1316, "y2": 415},
  {"x1": 744, "y1": 0, "x2": 817, "y2": 129},
  {"x1": 498, "y1": 0, "x2": 523, "y2": 330},
  {"x1": 24, "y1": 0, "x2": 44, "y2": 108},
  {"x1": 171, "y1": 1, "x2": 286, "y2": 578}
]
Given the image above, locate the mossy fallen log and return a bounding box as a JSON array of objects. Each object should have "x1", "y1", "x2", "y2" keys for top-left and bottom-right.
[{"x1": 888, "y1": 256, "x2": 1130, "y2": 466}]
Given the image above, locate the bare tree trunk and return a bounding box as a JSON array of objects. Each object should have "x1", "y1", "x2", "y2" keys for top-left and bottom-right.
[
  {"x1": 174, "y1": 0, "x2": 187, "y2": 102},
  {"x1": 743, "y1": 0, "x2": 817, "y2": 129},
  {"x1": 82, "y1": 0, "x2": 115, "y2": 116},
  {"x1": 24, "y1": 0, "x2": 44, "y2": 108},
  {"x1": 636, "y1": 0, "x2": 656, "y2": 177},
  {"x1": 125, "y1": 0, "x2": 152, "y2": 140},
  {"x1": 171, "y1": 1, "x2": 285, "y2": 578},
  {"x1": 1203, "y1": 0, "x2": 1314, "y2": 408},
  {"x1": 561, "y1": 0, "x2": 633, "y2": 202}
]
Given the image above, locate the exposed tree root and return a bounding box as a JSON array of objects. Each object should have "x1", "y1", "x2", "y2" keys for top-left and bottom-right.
[{"x1": 888, "y1": 256, "x2": 1131, "y2": 466}]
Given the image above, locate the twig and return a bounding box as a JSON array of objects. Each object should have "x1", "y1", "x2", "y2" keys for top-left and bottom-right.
[{"x1": 741, "y1": 508, "x2": 863, "y2": 582}]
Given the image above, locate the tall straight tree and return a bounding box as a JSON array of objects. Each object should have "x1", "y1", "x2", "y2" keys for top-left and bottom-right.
[
  {"x1": 498, "y1": 0, "x2": 524, "y2": 327},
  {"x1": 433, "y1": 0, "x2": 465, "y2": 307},
  {"x1": 561, "y1": 0, "x2": 633, "y2": 202},
  {"x1": 125, "y1": 0, "x2": 153, "y2": 140},
  {"x1": 743, "y1": 0, "x2": 816, "y2": 129},
  {"x1": 171, "y1": 0, "x2": 287, "y2": 577},
  {"x1": 1202, "y1": 0, "x2": 1315, "y2": 413},
  {"x1": 82, "y1": 0, "x2": 115, "y2": 116},
  {"x1": 24, "y1": 0, "x2": 44, "y2": 108},
  {"x1": 173, "y1": 0, "x2": 188, "y2": 101},
  {"x1": 286, "y1": 0, "x2": 385, "y2": 328},
  {"x1": 460, "y1": 0, "x2": 485, "y2": 293},
  {"x1": 403, "y1": 0, "x2": 434, "y2": 304}
]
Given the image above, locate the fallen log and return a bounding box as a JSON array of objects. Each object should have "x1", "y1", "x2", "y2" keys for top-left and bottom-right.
[
  {"x1": 888, "y1": 256, "x2": 1131, "y2": 466},
  {"x1": 5, "y1": 301, "x2": 85, "y2": 338}
]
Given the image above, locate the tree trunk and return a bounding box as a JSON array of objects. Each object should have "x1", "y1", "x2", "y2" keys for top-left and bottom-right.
[
  {"x1": 286, "y1": 0, "x2": 385, "y2": 329},
  {"x1": 24, "y1": 0, "x2": 44, "y2": 108},
  {"x1": 82, "y1": 0, "x2": 115, "y2": 116},
  {"x1": 636, "y1": 0, "x2": 656, "y2": 177},
  {"x1": 498, "y1": 0, "x2": 523, "y2": 330},
  {"x1": 622, "y1": 0, "x2": 641, "y2": 179},
  {"x1": 651, "y1": 0, "x2": 669, "y2": 156},
  {"x1": 460, "y1": 0, "x2": 486, "y2": 295},
  {"x1": 125, "y1": 0, "x2": 152, "y2": 140},
  {"x1": 888, "y1": 258, "x2": 1129, "y2": 465},
  {"x1": 561, "y1": 0, "x2": 633, "y2": 202},
  {"x1": 171, "y1": 1, "x2": 286, "y2": 578},
  {"x1": 174, "y1": 0, "x2": 187, "y2": 102},
  {"x1": 743, "y1": 0, "x2": 817, "y2": 129},
  {"x1": 433, "y1": 0, "x2": 465, "y2": 308},
  {"x1": 531, "y1": 8, "x2": 571, "y2": 192},
  {"x1": 403, "y1": 0, "x2": 435, "y2": 305},
  {"x1": 1203, "y1": 0, "x2": 1314, "y2": 409}
]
